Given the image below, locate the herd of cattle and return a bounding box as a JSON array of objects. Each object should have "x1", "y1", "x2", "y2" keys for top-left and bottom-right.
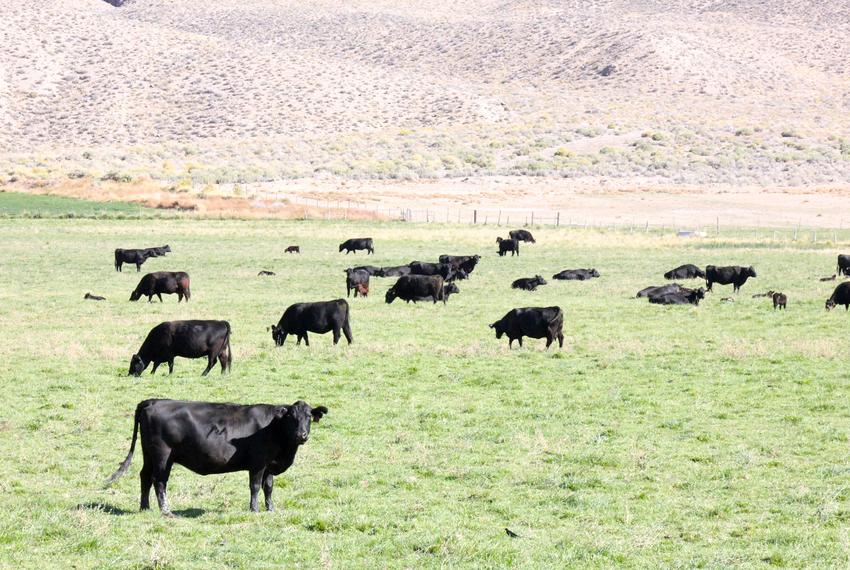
[{"x1": 100, "y1": 233, "x2": 850, "y2": 514}]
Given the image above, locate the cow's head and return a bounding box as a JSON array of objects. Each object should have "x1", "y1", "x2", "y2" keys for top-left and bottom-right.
[
  {"x1": 535, "y1": 275, "x2": 547, "y2": 285},
  {"x1": 129, "y1": 289, "x2": 142, "y2": 301},
  {"x1": 444, "y1": 283, "x2": 460, "y2": 296},
  {"x1": 128, "y1": 354, "x2": 147, "y2": 376},
  {"x1": 385, "y1": 288, "x2": 397, "y2": 304},
  {"x1": 496, "y1": 237, "x2": 503, "y2": 243},
  {"x1": 826, "y1": 299, "x2": 836, "y2": 311},
  {"x1": 270, "y1": 324, "x2": 285, "y2": 346},
  {"x1": 489, "y1": 320, "x2": 504, "y2": 339},
  {"x1": 277, "y1": 401, "x2": 328, "y2": 445},
  {"x1": 748, "y1": 266, "x2": 757, "y2": 277},
  {"x1": 338, "y1": 243, "x2": 345, "y2": 252},
  {"x1": 590, "y1": 269, "x2": 600, "y2": 277},
  {"x1": 162, "y1": 245, "x2": 171, "y2": 253}
]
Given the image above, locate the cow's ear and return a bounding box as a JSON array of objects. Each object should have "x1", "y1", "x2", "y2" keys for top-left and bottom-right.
[
  {"x1": 274, "y1": 405, "x2": 290, "y2": 418},
  {"x1": 488, "y1": 323, "x2": 495, "y2": 329},
  {"x1": 311, "y1": 406, "x2": 328, "y2": 422}
]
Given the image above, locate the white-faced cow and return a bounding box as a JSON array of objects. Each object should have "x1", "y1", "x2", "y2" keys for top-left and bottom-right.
[
  {"x1": 106, "y1": 399, "x2": 327, "y2": 514},
  {"x1": 489, "y1": 306, "x2": 564, "y2": 349},
  {"x1": 129, "y1": 320, "x2": 232, "y2": 377},
  {"x1": 339, "y1": 238, "x2": 374, "y2": 254},
  {"x1": 129, "y1": 271, "x2": 191, "y2": 303},
  {"x1": 705, "y1": 265, "x2": 756, "y2": 292},
  {"x1": 271, "y1": 299, "x2": 352, "y2": 346}
]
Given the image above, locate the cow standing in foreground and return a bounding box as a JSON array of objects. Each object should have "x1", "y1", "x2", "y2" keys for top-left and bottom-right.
[
  {"x1": 705, "y1": 265, "x2": 756, "y2": 292},
  {"x1": 489, "y1": 306, "x2": 564, "y2": 348},
  {"x1": 386, "y1": 275, "x2": 446, "y2": 304},
  {"x1": 339, "y1": 238, "x2": 374, "y2": 254},
  {"x1": 129, "y1": 320, "x2": 231, "y2": 376},
  {"x1": 106, "y1": 399, "x2": 327, "y2": 514},
  {"x1": 497, "y1": 237, "x2": 519, "y2": 257},
  {"x1": 129, "y1": 272, "x2": 191, "y2": 302},
  {"x1": 271, "y1": 300, "x2": 352, "y2": 346},
  {"x1": 826, "y1": 282, "x2": 850, "y2": 310}
]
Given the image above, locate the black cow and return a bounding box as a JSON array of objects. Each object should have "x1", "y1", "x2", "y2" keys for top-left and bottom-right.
[
  {"x1": 552, "y1": 268, "x2": 600, "y2": 281},
  {"x1": 512, "y1": 275, "x2": 547, "y2": 291},
  {"x1": 344, "y1": 269, "x2": 370, "y2": 298},
  {"x1": 106, "y1": 399, "x2": 327, "y2": 514},
  {"x1": 129, "y1": 320, "x2": 231, "y2": 376},
  {"x1": 130, "y1": 271, "x2": 191, "y2": 303},
  {"x1": 497, "y1": 237, "x2": 519, "y2": 257},
  {"x1": 664, "y1": 264, "x2": 705, "y2": 280},
  {"x1": 636, "y1": 283, "x2": 689, "y2": 298},
  {"x1": 258, "y1": 270, "x2": 276, "y2": 276},
  {"x1": 509, "y1": 230, "x2": 536, "y2": 243},
  {"x1": 285, "y1": 245, "x2": 300, "y2": 254},
  {"x1": 148, "y1": 245, "x2": 171, "y2": 257},
  {"x1": 386, "y1": 275, "x2": 445, "y2": 304},
  {"x1": 772, "y1": 292, "x2": 787, "y2": 310},
  {"x1": 350, "y1": 265, "x2": 382, "y2": 276},
  {"x1": 270, "y1": 299, "x2": 352, "y2": 346},
  {"x1": 489, "y1": 307, "x2": 564, "y2": 349},
  {"x1": 84, "y1": 292, "x2": 106, "y2": 301},
  {"x1": 826, "y1": 282, "x2": 850, "y2": 310},
  {"x1": 705, "y1": 265, "x2": 756, "y2": 292},
  {"x1": 411, "y1": 283, "x2": 459, "y2": 302},
  {"x1": 648, "y1": 289, "x2": 704, "y2": 305},
  {"x1": 339, "y1": 238, "x2": 374, "y2": 255},
  {"x1": 115, "y1": 249, "x2": 153, "y2": 272},
  {"x1": 838, "y1": 255, "x2": 850, "y2": 276},
  {"x1": 409, "y1": 261, "x2": 456, "y2": 281},
  {"x1": 379, "y1": 265, "x2": 412, "y2": 277},
  {"x1": 438, "y1": 255, "x2": 481, "y2": 275}
]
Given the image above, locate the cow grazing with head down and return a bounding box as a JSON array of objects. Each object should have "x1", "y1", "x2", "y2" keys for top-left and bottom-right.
[
  {"x1": 129, "y1": 272, "x2": 191, "y2": 303},
  {"x1": 664, "y1": 264, "x2": 705, "y2": 280},
  {"x1": 512, "y1": 275, "x2": 547, "y2": 291},
  {"x1": 386, "y1": 275, "x2": 445, "y2": 304},
  {"x1": 497, "y1": 237, "x2": 519, "y2": 257},
  {"x1": 106, "y1": 398, "x2": 327, "y2": 514},
  {"x1": 826, "y1": 282, "x2": 850, "y2": 311},
  {"x1": 271, "y1": 300, "x2": 352, "y2": 346},
  {"x1": 129, "y1": 320, "x2": 231, "y2": 377},
  {"x1": 509, "y1": 229, "x2": 536, "y2": 243},
  {"x1": 285, "y1": 246, "x2": 300, "y2": 254},
  {"x1": 553, "y1": 268, "x2": 599, "y2": 281},
  {"x1": 344, "y1": 269, "x2": 370, "y2": 298},
  {"x1": 438, "y1": 254, "x2": 481, "y2": 276},
  {"x1": 339, "y1": 238, "x2": 374, "y2": 255},
  {"x1": 705, "y1": 265, "x2": 756, "y2": 292},
  {"x1": 490, "y1": 306, "x2": 564, "y2": 349}
]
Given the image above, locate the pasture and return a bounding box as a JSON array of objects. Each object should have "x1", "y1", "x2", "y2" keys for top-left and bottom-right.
[{"x1": 0, "y1": 217, "x2": 849, "y2": 568}]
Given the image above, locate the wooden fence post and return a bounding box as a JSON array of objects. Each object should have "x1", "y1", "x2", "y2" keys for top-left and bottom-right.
[
  {"x1": 473, "y1": 210, "x2": 478, "y2": 224},
  {"x1": 556, "y1": 212, "x2": 560, "y2": 227}
]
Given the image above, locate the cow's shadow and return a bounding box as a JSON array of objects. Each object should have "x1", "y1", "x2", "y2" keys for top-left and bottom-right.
[
  {"x1": 75, "y1": 502, "x2": 131, "y2": 516},
  {"x1": 172, "y1": 508, "x2": 206, "y2": 518}
]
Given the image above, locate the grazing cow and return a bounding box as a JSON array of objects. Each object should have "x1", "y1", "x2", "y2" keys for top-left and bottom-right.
[
  {"x1": 344, "y1": 268, "x2": 370, "y2": 298},
  {"x1": 772, "y1": 292, "x2": 787, "y2": 310},
  {"x1": 379, "y1": 265, "x2": 412, "y2": 277},
  {"x1": 339, "y1": 238, "x2": 374, "y2": 255},
  {"x1": 270, "y1": 299, "x2": 352, "y2": 346},
  {"x1": 285, "y1": 246, "x2": 300, "y2": 254},
  {"x1": 820, "y1": 275, "x2": 837, "y2": 282},
  {"x1": 553, "y1": 268, "x2": 600, "y2": 281},
  {"x1": 838, "y1": 255, "x2": 850, "y2": 276},
  {"x1": 105, "y1": 399, "x2": 327, "y2": 514},
  {"x1": 489, "y1": 306, "x2": 564, "y2": 349},
  {"x1": 438, "y1": 254, "x2": 481, "y2": 275},
  {"x1": 386, "y1": 275, "x2": 445, "y2": 304},
  {"x1": 129, "y1": 272, "x2": 191, "y2": 303},
  {"x1": 512, "y1": 275, "x2": 547, "y2": 291},
  {"x1": 355, "y1": 283, "x2": 369, "y2": 297},
  {"x1": 825, "y1": 282, "x2": 850, "y2": 310},
  {"x1": 497, "y1": 237, "x2": 520, "y2": 257},
  {"x1": 705, "y1": 265, "x2": 756, "y2": 292},
  {"x1": 129, "y1": 320, "x2": 231, "y2": 376},
  {"x1": 664, "y1": 264, "x2": 705, "y2": 280},
  {"x1": 408, "y1": 261, "x2": 457, "y2": 281},
  {"x1": 114, "y1": 249, "x2": 153, "y2": 272},
  {"x1": 258, "y1": 270, "x2": 276, "y2": 276},
  {"x1": 84, "y1": 292, "x2": 106, "y2": 301},
  {"x1": 648, "y1": 288, "x2": 704, "y2": 305},
  {"x1": 509, "y1": 229, "x2": 536, "y2": 243}
]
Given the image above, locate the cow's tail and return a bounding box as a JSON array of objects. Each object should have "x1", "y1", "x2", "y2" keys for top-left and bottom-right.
[
  {"x1": 105, "y1": 402, "x2": 143, "y2": 486},
  {"x1": 220, "y1": 323, "x2": 232, "y2": 371},
  {"x1": 114, "y1": 250, "x2": 121, "y2": 271}
]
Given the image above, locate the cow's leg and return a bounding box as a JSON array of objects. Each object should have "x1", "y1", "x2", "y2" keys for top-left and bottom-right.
[
  {"x1": 150, "y1": 361, "x2": 160, "y2": 374},
  {"x1": 296, "y1": 335, "x2": 302, "y2": 346},
  {"x1": 178, "y1": 292, "x2": 183, "y2": 303},
  {"x1": 517, "y1": 337, "x2": 523, "y2": 347},
  {"x1": 262, "y1": 471, "x2": 275, "y2": 512},
  {"x1": 147, "y1": 295, "x2": 153, "y2": 303},
  {"x1": 157, "y1": 293, "x2": 163, "y2": 303},
  {"x1": 280, "y1": 333, "x2": 287, "y2": 346},
  {"x1": 153, "y1": 459, "x2": 173, "y2": 516},
  {"x1": 303, "y1": 333, "x2": 310, "y2": 347},
  {"x1": 508, "y1": 338, "x2": 513, "y2": 348},
  {"x1": 136, "y1": 263, "x2": 141, "y2": 272},
  {"x1": 332, "y1": 326, "x2": 341, "y2": 345},
  {"x1": 139, "y1": 463, "x2": 153, "y2": 511},
  {"x1": 201, "y1": 353, "x2": 216, "y2": 376},
  {"x1": 248, "y1": 469, "x2": 264, "y2": 513},
  {"x1": 167, "y1": 359, "x2": 174, "y2": 374},
  {"x1": 342, "y1": 320, "x2": 353, "y2": 344},
  {"x1": 558, "y1": 332, "x2": 564, "y2": 348},
  {"x1": 545, "y1": 334, "x2": 553, "y2": 349}
]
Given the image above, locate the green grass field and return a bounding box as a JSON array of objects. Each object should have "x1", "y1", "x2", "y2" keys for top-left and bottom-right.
[
  {"x1": 0, "y1": 218, "x2": 848, "y2": 569},
  {"x1": 0, "y1": 191, "x2": 162, "y2": 218}
]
